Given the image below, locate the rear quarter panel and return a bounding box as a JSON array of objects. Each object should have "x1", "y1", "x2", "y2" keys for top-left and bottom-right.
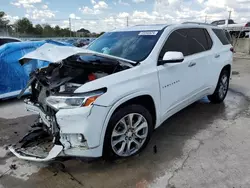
[{"x1": 206, "y1": 28, "x2": 233, "y2": 94}]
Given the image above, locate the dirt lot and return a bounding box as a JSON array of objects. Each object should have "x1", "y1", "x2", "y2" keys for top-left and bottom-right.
[{"x1": 1, "y1": 55, "x2": 250, "y2": 188}]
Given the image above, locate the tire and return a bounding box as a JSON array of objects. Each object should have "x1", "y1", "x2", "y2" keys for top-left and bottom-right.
[
  {"x1": 208, "y1": 69, "x2": 229, "y2": 104},
  {"x1": 103, "y1": 104, "x2": 153, "y2": 160}
]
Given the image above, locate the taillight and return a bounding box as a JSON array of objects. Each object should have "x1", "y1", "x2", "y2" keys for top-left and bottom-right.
[
  {"x1": 245, "y1": 22, "x2": 250, "y2": 27},
  {"x1": 230, "y1": 47, "x2": 235, "y2": 53}
]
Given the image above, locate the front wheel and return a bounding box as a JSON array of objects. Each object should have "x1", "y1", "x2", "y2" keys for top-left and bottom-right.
[
  {"x1": 208, "y1": 69, "x2": 229, "y2": 103},
  {"x1": 103, "y1": 104, "x2": 153, "y2": 159}
]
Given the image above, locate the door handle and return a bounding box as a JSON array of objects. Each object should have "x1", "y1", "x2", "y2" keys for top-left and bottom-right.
[
  {"x1": 215, "y1": 54, "x2": 220, "y2": 58},
  {"x1": 188, "y1": 62, "x2": 196, "y2": 67}
]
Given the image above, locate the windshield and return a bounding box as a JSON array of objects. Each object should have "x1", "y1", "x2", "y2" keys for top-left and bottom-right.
[{"x1": 87, "y1": 30, "x2": 163, "y2": 62}]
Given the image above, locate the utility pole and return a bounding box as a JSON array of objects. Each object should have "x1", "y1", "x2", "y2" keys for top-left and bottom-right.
[
  {"x1": 69, "y1": 18, "x2": 72, "y2": 37},
  {"x1": 126, "y1": 16, "x2": 129, "y2": 27},
  {"x1": 204, "y1": 15, "x2": 207, "y2": 23},
  {"x1": 227, "y1": 10, "x2": 232, "y2": 27},
  {"x1": 228, "y1": 10, "x2": 232, "y2": 20}
]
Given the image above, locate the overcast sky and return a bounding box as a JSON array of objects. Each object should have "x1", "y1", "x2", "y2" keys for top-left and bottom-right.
[{"x1": 2, "y1": 0, "x2": 250, "y2": 32}]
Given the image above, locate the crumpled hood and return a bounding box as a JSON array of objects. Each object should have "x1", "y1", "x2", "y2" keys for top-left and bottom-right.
[{"x1": 19, "y1": 43, "x2": 137, "y2": 65}]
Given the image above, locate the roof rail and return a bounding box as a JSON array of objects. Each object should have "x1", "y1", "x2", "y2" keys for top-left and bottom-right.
[{"x1": 182, "y1": 22, "x2": 216, "y2": 26}]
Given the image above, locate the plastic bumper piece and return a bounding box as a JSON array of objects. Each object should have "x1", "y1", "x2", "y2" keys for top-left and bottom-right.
[{"x1": 9, "y1": 145, "x2": 63, "y2": 162}]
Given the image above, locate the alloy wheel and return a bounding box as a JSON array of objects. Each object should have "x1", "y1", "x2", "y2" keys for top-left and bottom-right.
[
  {"x1": 111, "y1": 113, "x2": 148, "y2": 157},
  {"x1": 218, "y1": 73, "x2": 228, "y2": 99}
]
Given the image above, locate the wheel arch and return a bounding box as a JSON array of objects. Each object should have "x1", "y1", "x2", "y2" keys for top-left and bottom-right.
[
  {"x1": 99, "y1": 92, "x2": 158, "y2": 154},
  {"x1": 221, "y1": 64, "x2": 231, "y2": 79},
  {"x1": 222, "y1": 64, "x2": 231, "y2": 74}
]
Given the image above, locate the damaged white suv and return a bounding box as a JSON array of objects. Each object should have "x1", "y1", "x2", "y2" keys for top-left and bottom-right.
[{"x1": 10, "y1": 23, "x2": 233, "y2": 161}]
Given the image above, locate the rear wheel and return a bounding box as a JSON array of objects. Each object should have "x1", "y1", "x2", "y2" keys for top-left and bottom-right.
[
  {"x1": 208, "y1": 69, "x2": 229, "y2": 103},
  {"x1": 103, "y1": 104, "x2": 153, "y2": 159}
]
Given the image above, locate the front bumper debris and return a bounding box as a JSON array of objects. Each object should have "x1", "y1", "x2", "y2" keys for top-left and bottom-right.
[
  {"x1": 24, "y1": 99, "x2": 51, "y2": 127},
  {"x1": 9, "y1": 145, "x2": 63, "y2": 162},
  {"x1": 9, "y1": 128, "x2": 63, "y2": 162},
  {"x1": 10, "y1": 98, "x2": 108, "y2": 161}
]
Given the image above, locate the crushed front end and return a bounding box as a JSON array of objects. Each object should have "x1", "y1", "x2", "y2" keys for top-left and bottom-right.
[{"x1": 10, "y1": 46, "x2": 132, "y2": 161}]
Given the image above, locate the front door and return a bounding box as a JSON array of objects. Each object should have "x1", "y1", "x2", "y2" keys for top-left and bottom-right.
[{"x1": 157, "y1": 28, "x2": 198, "y2": 121}]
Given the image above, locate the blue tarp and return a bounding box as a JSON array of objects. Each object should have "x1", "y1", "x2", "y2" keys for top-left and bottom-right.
[{"x1": 0, "y1": 40, "x2": 72, "y2": 99}]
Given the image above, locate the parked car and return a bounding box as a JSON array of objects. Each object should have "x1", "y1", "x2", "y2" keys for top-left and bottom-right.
[
  {"x1": 0, "y1": 40, "x2": 72, "y2": 100},
  {"x1": 211, "y1": 19, "x2": 250, "y2": 38},
  {"x1": 10, "y1": 23, "x2": 233, "y2": 161},
  {"x1": 0, "y1": 37, "x2": 21, "y2": 46},
  {"x1": 74, "y1": 38, "x2": 91, "y2": 47}
]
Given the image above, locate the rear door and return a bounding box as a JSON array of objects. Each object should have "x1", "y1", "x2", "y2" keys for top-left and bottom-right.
[
  {"x1": 186, "y1": 28, "x2": 213, "y2": 92},
  {"x1": 209, "y1": 28, "x2": 233, "y2": 86}
]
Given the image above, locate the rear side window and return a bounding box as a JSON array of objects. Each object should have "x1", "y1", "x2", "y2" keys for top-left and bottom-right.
[
  {"x1": 0, "y1": 38, "x2": 20, "y2": 46},
  {"x1": 187, "y1": 28, "x2": 212, "y2": 55},
  {"x1": 228, "y1": 19, "x2": 235, "y2": 24},
  {"x1": 159, "y1": 29, "x2": 189, "y2": 59},
  {"x1": 212, "y1": 29, "x2": 230, "y2": 45},
  {"x1": 217, "y1": 20, "x2": 225, "y2": 25},
  {"x1": 211, "y1": 21, "x2": 217, "y2": 25},
  {"x1": 224, "y1": 31, "x2": 233, "y2": 44},
  {"x1": 204, "y1": 29, "x2": 213, "y2": 49}
]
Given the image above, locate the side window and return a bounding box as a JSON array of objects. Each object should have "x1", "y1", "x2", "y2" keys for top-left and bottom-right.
[
  {"x1": 211, "y1": 21, "x2": 218, "y2": 25},
  {"x1": 204, "y1": 29, "x2": 213, "y2": 49},
  {"x1": 228, "y1": 19, "x2": 235, "y2": 24},
  {"x1": 217, "y1": 20, "x2": 225, "y2": 25},
  {"x1": 224, "y1": 30, "x2": 233, "y2": 44},
  {"x1": 212, "y1": 29, "x2": 230, "y2": 45},
  {"x1": 7, "y1": 39, "x2": 20, "y2": 43},
  {"x1": 0, "y1": 39, "x2": 8, "y2": 46},
  {"x1": 0, "y1": 39, "x2": 19, "y2": 46},
  {"x1": 159, "y1": 29, "x2": 188, "y2": 60},
  {"x1": 187, "y1": 28, "x2": 212, "y2": 55}
]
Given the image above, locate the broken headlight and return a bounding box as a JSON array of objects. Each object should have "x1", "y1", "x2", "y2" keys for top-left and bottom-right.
[{"x1": 45, "y1": 89, "x2": 106, "y2": 110}]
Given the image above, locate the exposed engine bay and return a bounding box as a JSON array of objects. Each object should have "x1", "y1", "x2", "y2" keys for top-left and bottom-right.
[{"x1": 23, "y1": 55, "x2": 131, "y2": 113}]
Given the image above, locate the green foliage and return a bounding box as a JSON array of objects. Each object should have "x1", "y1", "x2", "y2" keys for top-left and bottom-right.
[
  {"x1": 0, "y1": 11, "x2": 9, "y2": 27},
  {"x1": 34, "y1": 24, "x2": 43, "y2": 35},
  {"x1": 1, "y1": 11, "x2": 102, "y2": 37},
  {"x1": 97, "y1": 32, "x2": 105, "y2": 37}
]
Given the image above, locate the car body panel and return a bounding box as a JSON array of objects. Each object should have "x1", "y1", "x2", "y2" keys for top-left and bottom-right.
[{"x1": 20, "y1": 43, "x2": 136, "y2": 65}]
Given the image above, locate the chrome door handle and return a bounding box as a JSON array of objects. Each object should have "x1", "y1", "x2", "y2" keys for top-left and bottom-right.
[
  {"x1": 188, "y1": 62, "x2": 196, "y2": 67},
  {"x1": 215, "y1": 54, "x2": 220, "y2": 58}
]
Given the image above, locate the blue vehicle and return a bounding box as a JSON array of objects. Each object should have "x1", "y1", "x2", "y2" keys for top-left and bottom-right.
[{"x1": 0, "y1": 40, "x2": 72, "y2": 99}]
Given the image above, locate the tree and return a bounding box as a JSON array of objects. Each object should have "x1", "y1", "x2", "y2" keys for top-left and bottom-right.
[
  {"x1": 14, "y1": 18, "x2": 33, "y2": 35},
  {"x1": 60, "y1": 28, "x2": 70, "y2": 37},
  {"x1": 77, "y1": 28, "x2": 90, "y2": 34},
  {"x1": 0, "y1": 11, "x2": 9, "y2": 28},
  {"x1": 54, "y1": 25, "x2": 61, "y2": 36},
  {"x1": 0, "y1": 11, "x2": 10, "y2": 35},
  {"x1": 97, "y1": 32, "x2": 105, "y2": 37},
  {"x1": 34, "y1": 24, "x2": 43, "y2": 36},
  {"x1": 43, "y1": 24, "x2": 54, "y2": 37}
]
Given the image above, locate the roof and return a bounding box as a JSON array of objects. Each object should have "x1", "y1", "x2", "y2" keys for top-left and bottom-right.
[
  {"x1": 111, "y1": 22, "x2": 222, "y2": 32},
  {"x1": 0, "y1": 37, "x2": 21, "y2": 41},
  {"x1": 113, "y1": 24, "x2": 169, "y2": 32}
]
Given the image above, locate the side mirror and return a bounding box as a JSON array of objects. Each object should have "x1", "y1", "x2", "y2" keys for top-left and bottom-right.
[{"x1": 158, "y1": 51, "x2": 184, "y2": 65}]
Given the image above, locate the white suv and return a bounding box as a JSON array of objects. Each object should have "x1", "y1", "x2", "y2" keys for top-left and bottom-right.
[{"x1": 10, "y1": 23, "x2": 233, "y2": 161}]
